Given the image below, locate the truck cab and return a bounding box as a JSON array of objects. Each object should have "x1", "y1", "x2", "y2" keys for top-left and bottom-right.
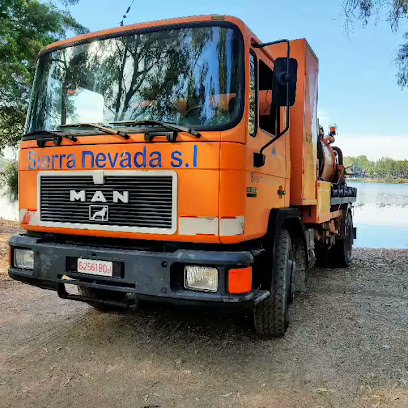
[{"x1": 9, "y1": 15, "x2": 356, "y2": 337}]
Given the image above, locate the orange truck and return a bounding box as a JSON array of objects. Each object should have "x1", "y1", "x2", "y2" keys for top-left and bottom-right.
[{"x1": 9, "y1": 15, "x2": 357, "y2": 337}]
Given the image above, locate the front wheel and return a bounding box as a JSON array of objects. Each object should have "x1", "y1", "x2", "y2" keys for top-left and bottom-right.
[{"x1": 254, "y1": 229, "x2": 294, "y2": 338}]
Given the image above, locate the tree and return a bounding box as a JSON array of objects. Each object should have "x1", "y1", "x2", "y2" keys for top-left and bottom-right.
[
  {"x1": 344, "y1": 155, "x2": 408, "y2": 179},
  {"x1": 0, "y1": 0, "x2": 87, "y2": 152},
  {"x1": 395, "y1": 160, "x2": 408, "y2": 177},
  {"x1": 344, "y1": 0, "x2": 408, "y2": 86}
]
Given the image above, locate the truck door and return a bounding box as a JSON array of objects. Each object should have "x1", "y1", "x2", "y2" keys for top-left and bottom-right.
[{"x1": 243, "y1": 48, "x2": 289, "y2": 238}]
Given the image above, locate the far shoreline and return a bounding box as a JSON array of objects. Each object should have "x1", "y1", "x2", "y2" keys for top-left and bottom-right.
[{"x1": 347, "y1": 177, "x2": 408, "y2": 184}]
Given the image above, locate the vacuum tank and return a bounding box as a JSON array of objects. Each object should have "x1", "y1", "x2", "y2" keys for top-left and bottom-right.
[{"x1": 318, "y1": 125, "x2": 345, "y2": 184}]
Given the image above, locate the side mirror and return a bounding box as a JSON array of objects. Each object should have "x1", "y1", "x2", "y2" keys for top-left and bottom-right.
[
  {"x1": 272, "y1": 57, "x2": 298, "y2": 107},
  {"x1": 253, "y1": 152, "x2": 266, "y2": 167}
]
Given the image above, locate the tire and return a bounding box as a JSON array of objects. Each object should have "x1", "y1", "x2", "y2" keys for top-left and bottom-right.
[
  {"x1": 314, "y1": 244, "x2": 331, "y2": 267},
  {"x1": 293, "y1": 236, "x2": 307, "y2": 292},
  {"x1": 77, "y1": 286, "x2": 126, "y2": 311},
  {"x1": 254, "y1": 229, "x2": 294, "y2": 338},
  {"x1": 333, "y1": 211, "x2": 353, "y2": 267}
]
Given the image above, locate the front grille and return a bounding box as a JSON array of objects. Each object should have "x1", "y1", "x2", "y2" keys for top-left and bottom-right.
[{"x1": 39, "y1": 172, "x2": 176, "y2": 233}]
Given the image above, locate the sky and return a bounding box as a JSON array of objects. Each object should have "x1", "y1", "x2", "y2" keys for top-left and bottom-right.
[{"x1": 39, "y1": 0, "x2": 408, "y2": 160}]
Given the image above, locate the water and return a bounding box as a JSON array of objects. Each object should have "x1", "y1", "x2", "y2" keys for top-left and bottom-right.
[
  {"x1": 0, "y1": 182, "x2": 406, "y2": 249},
  {"x1": 347, "y1": 181, "x2": 408, "y2": 249}
]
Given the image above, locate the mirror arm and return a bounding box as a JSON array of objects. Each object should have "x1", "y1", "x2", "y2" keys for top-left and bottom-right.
[
  {"x1": 259, "y1": 134, "x2": 280, "y2": 156},
  {"x1": 258, "y1": 103, "x2": 290, "y2": 156},
  {"x1": 253, "y1": 40, "x2": 291, "y2": 168},
  {"x1": 254, "y1": 38, "x2": 290, "y2": 53}
]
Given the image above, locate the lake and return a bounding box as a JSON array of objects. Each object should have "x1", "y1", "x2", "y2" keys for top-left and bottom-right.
[
  {"x1": 0, "y1": 181, "x2": 407, "y2": 249},
  {"x1": 347, "y1": 181, "x2": 408, "y2": 249}
]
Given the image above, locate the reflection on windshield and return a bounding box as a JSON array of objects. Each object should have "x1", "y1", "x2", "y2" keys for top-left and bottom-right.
[{"x1": 26, "y1": 25, "x2": 243, "y2": 133}]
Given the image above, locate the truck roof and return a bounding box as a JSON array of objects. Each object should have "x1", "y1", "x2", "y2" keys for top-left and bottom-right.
[{"x1": 41, "y1": 15, "x2": 260, "y2": 56}]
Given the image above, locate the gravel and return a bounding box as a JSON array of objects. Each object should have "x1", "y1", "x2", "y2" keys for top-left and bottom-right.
[{"x1": 0, "y1": 219, "x2": 407, "y2": 407}]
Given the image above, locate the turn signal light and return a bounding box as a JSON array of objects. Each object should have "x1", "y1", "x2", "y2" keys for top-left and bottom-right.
[{"x1": 228, "y1": 267, "x2": 252, "y2": 294}]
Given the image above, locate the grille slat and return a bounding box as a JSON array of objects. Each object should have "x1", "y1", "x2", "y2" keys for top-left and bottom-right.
[
  {"x1": 40, "y1": 181, "x2": 172, "y2": 186},
  {"x1": 39, "y1": 217, "x2": 172, "y2": 227},
  {"x1": 40, "y1": 198, "x2": 173, "y2": 204},
  {"x1": 41, "y1": 207, "x2": 169, "y2": 218},
  {"x1": 41, "y1": 179, "x2": 171, "y2": 184},
  {"x1": 39, "y1": 173, "x2": 175, "y2": 231},
  {"x1": 40, "y1": 203, "x2": 172, "y2": 209},
  {"x1": 40, "y1": 205, "x2": 172, "y2": 212},
  {"x1": 41, "y1": 179, "x2": 171, "y2": 183},
  {"x1": 40, "y1": 213, "x2": 172, "y2": 222}
]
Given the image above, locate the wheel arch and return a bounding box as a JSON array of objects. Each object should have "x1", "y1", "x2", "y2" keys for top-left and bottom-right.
[
  {"x1": 257, "y1": 209, "x2": 313, "y2": 291},
  {"x1": 268, "y1": 208, "x2": 312, "y2": 265}
]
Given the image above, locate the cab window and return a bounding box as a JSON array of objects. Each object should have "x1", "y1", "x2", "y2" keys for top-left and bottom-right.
[
  {"x1": 248, "y1": 52, "x2": 257, "y2": 136},
  {"x1": 259, "y1": 60, "x2": 278, "y2": 135}
]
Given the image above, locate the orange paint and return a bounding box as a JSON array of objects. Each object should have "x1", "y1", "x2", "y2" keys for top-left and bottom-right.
[
  {"x1": 18, "y1": 16, "x2": 336, "y2": 246},
  {"x1": 268, "y1": 39, "x2": 319, "y2": 206}
]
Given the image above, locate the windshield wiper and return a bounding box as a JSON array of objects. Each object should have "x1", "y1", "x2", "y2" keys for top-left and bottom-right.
[
  {"x1": 109, "y1": 120, "x2": 201, "y2": 139},
  {"x1": 23, "y1": 129, "x2": 77, "y2": 147},
  {"x1": 60, "y1": 123, "x2": 129, "y2": 139}
]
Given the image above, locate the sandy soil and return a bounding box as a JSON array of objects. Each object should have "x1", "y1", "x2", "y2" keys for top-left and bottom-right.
[
  {"x1": 0, "y1": 219, "x2": 22, "y2": 280},
  {"x1": 1, "y1": 220, "x2": 407, "y2": 407}
]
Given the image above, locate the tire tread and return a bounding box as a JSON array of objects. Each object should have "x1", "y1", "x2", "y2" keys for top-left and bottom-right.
[{"x1": 254, "y1": 229, "x2": 291, "y2": 337}]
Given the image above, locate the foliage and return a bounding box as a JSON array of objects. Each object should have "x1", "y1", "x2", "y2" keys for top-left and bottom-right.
[
  {"x1": 344, "y1": 155, "x2": 408, "y2": 179},
  {"x1": 344, "y1": 0, "x2": 408, "y2": 86},
  {"x1": 0, "y1": 159, "x2": 18, "y2": 195},
  {"x1": 0, "y1": 0, "x2": 87, "y2": 151}
]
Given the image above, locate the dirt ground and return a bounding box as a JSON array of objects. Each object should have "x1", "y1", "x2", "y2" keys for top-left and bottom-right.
[{"x1": 1, "y1": 219, "x2": 408, "y2": 408}]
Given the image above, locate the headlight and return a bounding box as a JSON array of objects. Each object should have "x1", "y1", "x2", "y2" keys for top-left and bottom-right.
[
  {"x1": 14, "y1": 249, "x2": 34, "y2": 270},
  {"x1": 184, "y1": 265, "x2": 218, "y2": 293}
]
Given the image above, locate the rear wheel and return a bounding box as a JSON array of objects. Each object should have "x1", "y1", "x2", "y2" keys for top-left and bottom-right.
[
  {"x1": 333, "y1": 211, "x2": 353, "y2": 266},
  {"x1": 315, "y1": 244, "x2": 331, "y2": 266},
  {"x1": 77, "y1": 286, "x2": 126, "y2": 311},
  {"x1": 254, "y1": 229, "x2": 294, "y2": 337}
]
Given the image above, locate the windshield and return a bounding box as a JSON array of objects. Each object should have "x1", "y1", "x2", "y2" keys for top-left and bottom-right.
[{"x1": 26, "y1": 25, "x2": 244, "y2": 134}]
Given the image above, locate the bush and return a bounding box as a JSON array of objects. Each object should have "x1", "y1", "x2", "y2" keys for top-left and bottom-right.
[{"x1": 0, "y1": 160, "x2": 18, "y2": 197}]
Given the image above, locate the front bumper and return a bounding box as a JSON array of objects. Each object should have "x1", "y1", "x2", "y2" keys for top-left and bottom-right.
[{"x1": 9, "y1": 234, "x2": 269, "y2": 307}]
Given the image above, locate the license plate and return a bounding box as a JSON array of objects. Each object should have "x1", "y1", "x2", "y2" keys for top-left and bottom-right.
[{"x1": 77, "y1": 258, "x2": 113, "y2": 277}]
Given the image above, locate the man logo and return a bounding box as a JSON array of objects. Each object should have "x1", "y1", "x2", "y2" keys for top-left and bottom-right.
[
  {"x1": 70, "y1": 190, "x2": 129, "y2": 203},
  {"x1": 89, "y1": 205, "x2": 109, "y2": 221}
]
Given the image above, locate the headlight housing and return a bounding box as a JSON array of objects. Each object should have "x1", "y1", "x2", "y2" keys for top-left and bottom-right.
[
  {"x1": 184, "y1": 265, "x2": 218, "y2": 293},
  {"x1": 14, "y1": 248, "x2": 34, "y2": 270}
]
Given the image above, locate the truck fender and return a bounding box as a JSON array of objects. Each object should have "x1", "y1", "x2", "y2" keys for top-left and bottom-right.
[{"x1": 263, "y1": 209, "x2": 314, "y2": 292}]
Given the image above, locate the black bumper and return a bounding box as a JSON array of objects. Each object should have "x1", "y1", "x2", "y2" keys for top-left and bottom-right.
[{"x1": 8, "y1": 234, "x2": 269, "y2": 307}]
